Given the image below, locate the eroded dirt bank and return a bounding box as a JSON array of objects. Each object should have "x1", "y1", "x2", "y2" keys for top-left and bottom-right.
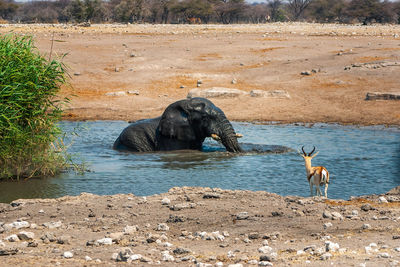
[
  {"x1": 0, "y1": 186, "x2": 399, "y2": 266},
  {"x1": 1, "y1": 23, "x2": 399, "y2": 125}
]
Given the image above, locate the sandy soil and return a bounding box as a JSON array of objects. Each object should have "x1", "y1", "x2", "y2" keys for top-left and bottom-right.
[
  {"x1": 0, "y1": 186, "x2": 400, "y2": 266},
  {"x1": 1, "y1": 23, "x2": 400, "y2": 125}
]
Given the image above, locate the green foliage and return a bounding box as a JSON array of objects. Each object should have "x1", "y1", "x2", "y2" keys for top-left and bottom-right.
[{"x1": 0, "y1": 34, "x2": 69, "y2": 179}]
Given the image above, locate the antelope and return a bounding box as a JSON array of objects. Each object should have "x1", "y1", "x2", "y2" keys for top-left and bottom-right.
[{"x1": 299, "y1": 146, "x2": 330, "y2": 198}]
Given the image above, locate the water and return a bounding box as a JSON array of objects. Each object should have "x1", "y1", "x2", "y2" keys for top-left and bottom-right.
[{"x1": 0, "y1": 121, "x2": 399, "y2": 203}]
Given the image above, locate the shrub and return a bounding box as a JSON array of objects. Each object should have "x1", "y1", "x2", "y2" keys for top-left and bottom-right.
[{"x1": 0, "y1": 34, "x2": 69, "y2": 179}]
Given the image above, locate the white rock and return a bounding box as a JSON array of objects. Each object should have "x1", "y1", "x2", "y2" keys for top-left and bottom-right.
[
  {"x1": 38, "y1": 209, "x2": 45, "y2": 213},
  {"x1": 161, "y1": 250, "x2": 174, "y2": 262},
  {"x1": 249, "y1": 90, "x2": 290, "y2": 99},
  {"x1": 156, "y1": 223, "x2": 169, "y2": 231},
  {"x1": 43, "y1": 221, "x2": 63, "y2": 229},
  {"x1": 378, "y1": 252, "x2": 391, "y2": 258},
  {"x1": 362, "y1": 224, "x2": 371, "y2": 230},
  {"x1": 258, "y1": 246, "x2": 273, "y2": 253},
  {"x1": 259, "y1": 262, "x2": 273, "y2": 266},
  {"x1": 0, "y1": 240, "x2": 5, "y2": 247},
  {"x1": 187, "y1": 87, "x2": 247, "y2": 99},
  {"x1": 124, "y1": 225, "x2": 138, "y2": 234},
  {"x1": 323, "y1": 222, "x2": 333, "y2": 229},
  {"x1": 96, "y1": 237, "x2": 112, "y2": 245},
  {"x1": 128, "y1": 254, "x2": 142, "y2": 262},
  {"x1": 320, "y1": 252, "x2": 332, "y2": 260},
  {"x1": 331, "y1": 211, "x2": 343, "y2": 220},
  {"x1": 325, "y1": 241, "x2": 340, "y2": 252},
  {"x1": 352, "y1": 210, "x2": 359, "y2": 216},
  {"x1": 105, "y1": 91, "x2": 126, "y2": 96},
  {"x1": 127, "y1": 90, "x2": 139, "y2": 95},
  {"x1": 395, "y1": 247, "x2": 400, "y2": 252},
  {"x1": 197, "y1": 263, "x2": 212, "y2": 267},
  {"x1": 6, "y1": 234, "x2": 19, "y2": 242},
  {"x1": 85, "y1": 256, "x2": 92, "y2": 261},
  {"x1": 17, "y1": 231, "x2": 35, "y2": 241},
  {"x1": 378, "y1": 196, "x2": 388, "y2": 203},
  {"x1": 365, "y1": 243, "x2": 379, "y2": 254},
  {"x1": 161, "y1": 198, "x2": 171, "y2": 205},
  {"x1": 297, "y1": 250, "x2": 305, "y2": 255},
  {"x1": 338, "y1": 248, "x2": 348, "y2": 254},
  {"x1": 9, "y1": 221, "x2": 30, "y2": 229},
  {"x1": 228, "y1": 264, "x2": 243, "y2": 267},
  {"x1": 227, "y1": 250, "x2": 235, "y2": 258},
  {"x1": 248, "y1": 259, "x2": 258, "y2": 265},
  {"x1": 63, "y1": 251, "x2": 73, "y2": 258}
]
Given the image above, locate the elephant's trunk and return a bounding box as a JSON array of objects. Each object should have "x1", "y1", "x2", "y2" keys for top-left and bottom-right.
[{"x1": 218, "y1": 117, "x2": 243, "y2": 153}]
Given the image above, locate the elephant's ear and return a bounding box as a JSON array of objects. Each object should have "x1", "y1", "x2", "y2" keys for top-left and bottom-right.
[{"x1": 158, "y1": 105, "x2": 196, "y2": 141}]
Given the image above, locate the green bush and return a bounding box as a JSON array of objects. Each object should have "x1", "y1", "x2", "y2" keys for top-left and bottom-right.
[{"x1": 0, "y1": 34, "x2": 69, "y2": 180}]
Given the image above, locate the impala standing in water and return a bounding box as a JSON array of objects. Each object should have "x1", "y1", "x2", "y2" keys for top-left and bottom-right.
[{"x1": 300, "y1": 146, "x2": 330, "y2": 198}]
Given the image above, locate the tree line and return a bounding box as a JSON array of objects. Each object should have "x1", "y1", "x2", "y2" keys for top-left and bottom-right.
[{"x1": 0, "y1": 0, "x2": 399, "y2": 25}]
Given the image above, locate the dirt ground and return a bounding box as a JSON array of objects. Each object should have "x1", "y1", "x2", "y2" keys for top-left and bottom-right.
[
  {"x1": 1, "y1": 23, "x2": 399, "y2": 125},
  {"x1": 1, "y1": 23, "x2": 400, "y2": 266},
  {"x1": 1, "y1": 186, "x2": 400, "y2": 266}
]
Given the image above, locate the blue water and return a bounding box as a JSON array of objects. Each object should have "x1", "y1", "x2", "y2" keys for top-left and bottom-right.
[{"x1": 0, "y1": 121, "x2": 399, "y2": 203}]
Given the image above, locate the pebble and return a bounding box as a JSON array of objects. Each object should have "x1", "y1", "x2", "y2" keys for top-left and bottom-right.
[
  {"x1": 361, "y1": 204, "x2": 374, "y2": 211},
  {"x1": 258, "y1": 246, "x2": 273, "y2": 253},
  {"x1": 161, "y1": 198, "x2": 171, "y2": 205},
  {"x1": 236, "y1": 212, "x2": 249, "y2": 220},
  {"x1": 161, "y1": 250, "x2": 175, "y2": 261},
  {"x1": 301, "y1": 70, "x2": 311, "y2": 75},
  {"x1": 17, "y1": 231, "x2": 35, "y2": 241},
  {"x1": 325, "y1": 241, "x2": 340, "y2": 252},
  {"x1": 96, "y1": 237, "x2": 113, "y2": 245},
  {"x1": 378, "y1": 196, "x2": 388, "y2": 203},
  {"x1": 7, "y1": 221, "x2": 30, "y2": 229},
  {"x1": 323, "y1": 222, "x2": 333, "y2": 229},
  {"x1": 365, "y1": 243, "x2": 379, "y2": 254},
  {"x1": 63, "y1": 251, "x2": 73, "y2": 258},
  {"x1": 85, "y1": 255, "x2": 92, "y2": 261},
  {"x1": 228, "y1": 264, "x2": 243, "y2": 267},
  {"x1": 124, "y1": 225, "x2": 138, "y2": 234},
  {"x1": 259, "y1": 262, "x2": 273, "y2": 266},
  {"x1": 43, "y1": 221, "x2": 63, "y2": 229},
  {"x1": 362, "y1": 224, "x2": 371, "y2": 230},
  {"x1": 378, "y1": 252, "x2": 391, "y2": 258},
  {"x1": 331, "y1": 211, "x2": 343, "y2": 220},
  {"x1": 6, "y1": 234, "x2": 19, "y2": 242},
  {"x1": 395, "y1": 247, "x2": 400, "y2": 252},
  {"x1": 320, "y1": 252, "x2": 332, "y2": 260},
  {"x1": 156, "y1": 223, "x2": 169, "y2": 231}
]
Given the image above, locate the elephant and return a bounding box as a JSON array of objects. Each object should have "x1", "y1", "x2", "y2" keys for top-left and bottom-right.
[{"x1": 113, "y1": 97, "x2": 243, "y2": 153}]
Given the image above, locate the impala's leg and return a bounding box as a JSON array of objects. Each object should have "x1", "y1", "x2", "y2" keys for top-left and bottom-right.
[
  {"x1": 316, "y1": 185, "x2": 321, "y2": 196},
  {"x1": 324, "y1": 183, "x2": 328, "y2": 198},
  {"x1": 309, "y1": 181, "x2": 313, "y2": 197}
]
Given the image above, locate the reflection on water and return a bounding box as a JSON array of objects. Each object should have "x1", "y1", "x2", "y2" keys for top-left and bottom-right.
[{"x1": 0, "y1": 121, "x2": 399, "y2": 203}]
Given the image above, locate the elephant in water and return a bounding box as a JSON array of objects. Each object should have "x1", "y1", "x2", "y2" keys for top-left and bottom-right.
[{"x1": 113, "y1": 98, "x2": 243, "y2": 152}]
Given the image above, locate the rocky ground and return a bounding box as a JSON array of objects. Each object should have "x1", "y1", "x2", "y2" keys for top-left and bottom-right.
[
  {"x1": 1, "y1": 23, "x2": 400, "y2": 125},
  {"x1": 0, "y1": 186, "x2": 400, "y2": 266}
]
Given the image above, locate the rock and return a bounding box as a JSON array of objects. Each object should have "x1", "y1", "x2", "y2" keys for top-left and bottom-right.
[
  {"x1": 203, "y1": 193, "x2": 221, "y2": 199},
  {"x1": 325, "y1": 241, "x2": 340, "y2": 252},
  {"x1": 6, "y1": 234, "x2": 19, "y2": 242},
  {"x1": 331, "y1": 212, "x2": 343, "y2": 220},
  {"x1": 156, "y1": 223, "x2": 169, "y2": 231},
  {"x1": 236, "y1": 212, "x2": 249, "y2": 220},
  {"x1": 249, "y1": 90, "x2": 290, "y2": 99},
  {"x1": 124, "y1": 225, "x2": 138, "y2": 234},
  {"x1": 320, "y1": 252, "x2": 332, "y2": 260},
  {"x1": 362, "y1": 224, "x2": 371, "y2": 230},
  {"x1": 128, "y1": 254, "x2": 142, "y2": 262},
  {"x1": 228, "y1": 264, "x2": 243, "y2": 267},
  {"x1": 378, "y1": 252, "x2": 391, "y2": 258},
  {"x1": 361, "y1": 204, "x2": 374, "y2": 211},
  {"x1": 96, "y1": 238, "x2": 113, "y2": 245},
  {"x1": 17, "y1": 231, "x2": 35, "y2": 241},
  {"x1": 187, "y1": 87, "x2": 247, "y2": 99},
  {"x1": 41, "y1": 232, "x2": 57, "y2": 243},
  {"x1": 366, "y1": 92, "x2": 400, "y2": 101},
  {"x1": 105, "y1": 91, "x2": 127, "y2": 96},
  {"x1": 63, "y1": 251, "x2": 73, "y2": 258},
  {"x1": 109, "y1": 232, "x2": 124, "y2": 241},
  {"x1": 258, "y1": 246, "x2": 273, "y2": 253},
  {"x1": 248, "y1": 232, "x2": 260, "y2": 239},
  {"x1": 161, "y1": 250, "x2": 174, "y2": 262},
  {"x1": 161, "y1": 198, "x2": 171, "y2": 205},
  {"x1": 365, "y1": 243, "x2": 379, "y2": 254},
  {"x1": 394, "y1": 247, "x2": 400, "y2": 252},
  {"x1": 28, "y1": 242, "x2": 38, "y2": 247},
  {"x1": 43, "y1": 221, "x2": 63, "y2": 229},
  {"x1": 259, "y1": 262, "x2": 273, "y2": 266},
  {"x1": 260, "y1": 254, "x2": 273, "y2": 261},
  {"x1": 6, "y1": 221, "x2": 30, "y2": 230},
  {"x1": 173, "y1": 247, "x2": 191, "y2": 255},
  {"x1": 73, "y1": 72, "x2": 81, "y2": 76},
  {"x1": 323, "y1": 222, "x2": 333, "y2": 229},
  {"x1": 301, "y1": 71, "x2": 312, "y2": 75},
  {"x1": 322, "y1": 210, "x2": 332, "y2": 219},
  {"x1": 85, "y1": 256, "x2": 92, "y2": 261},
  {"x1": 378, "y1": 196, "x2": 388, "y2": 203},
  {"x1": 231, "y1": 78, "x2": 237, "y2": 84},
  {"x1": 127, "y1": 90, "x2": 140, "y2": 95},
  {"x1": 0, "y1": 248, "x2": 18, "y2": 256},
  {"x1": 116, "y1": 248, "x2": 133, "y2": 262}
]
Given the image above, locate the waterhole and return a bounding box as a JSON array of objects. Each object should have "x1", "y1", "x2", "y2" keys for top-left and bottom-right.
[{"x1": 0, "y1": 121, "x2": 399, "y2": 203}]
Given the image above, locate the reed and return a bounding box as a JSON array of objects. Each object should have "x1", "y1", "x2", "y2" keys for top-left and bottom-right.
[{"x1": 0, "y1": 34, "x2": 69, "y2": 180}]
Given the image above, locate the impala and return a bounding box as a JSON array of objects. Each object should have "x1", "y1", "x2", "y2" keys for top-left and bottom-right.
[{"x1": 300, "y1": 146, "x2": 330, "y2": 198}]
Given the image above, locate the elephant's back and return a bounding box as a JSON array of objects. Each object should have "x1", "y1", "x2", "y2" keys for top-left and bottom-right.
[{"x1": 113, "y1": 117, "x2": 160, "y2": 152}]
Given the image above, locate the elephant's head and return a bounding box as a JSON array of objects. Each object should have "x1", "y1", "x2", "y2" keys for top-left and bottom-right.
[{"x1": 158, "y1": 98, "x2": 243, "y2": 152}]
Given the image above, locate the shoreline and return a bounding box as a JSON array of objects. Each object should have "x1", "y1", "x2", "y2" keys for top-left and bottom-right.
[{"x1": 0, "y1": 186, "x2": 399, "y2": 266}]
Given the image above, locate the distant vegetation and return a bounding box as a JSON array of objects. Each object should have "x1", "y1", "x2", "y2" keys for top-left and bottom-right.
[
  {"x1": 0, "y1": 0, "x2": 399, "y2": 25},
  {"x1": 0, "y1": 35, "x2": 69, "y2": 180}
]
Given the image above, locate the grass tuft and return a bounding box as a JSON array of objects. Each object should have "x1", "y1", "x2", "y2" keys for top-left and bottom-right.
[{"x1": 0, "y1": 34, "x2": 69, "y2": 180}]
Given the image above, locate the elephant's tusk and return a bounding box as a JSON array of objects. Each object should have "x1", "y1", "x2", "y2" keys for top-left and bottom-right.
[
  {"x1": 236, "y1": 133, "x2": 243, "y2": 138},
  {"x1": 211, "y1": 134, "x2": 221, "y2": 141}
]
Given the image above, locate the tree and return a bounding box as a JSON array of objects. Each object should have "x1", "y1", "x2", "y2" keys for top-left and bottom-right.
[
  {"x1": 267, "y1": 0, "x2": 286, "y2": 21},
  {"x1": 214, "y1": 0, "x2": 247, "y2": 24},
  {"x1": 0, "y1": 0, "x2": 18, "y2": 21},
  {"x1": 287, "y1": 0, "x2": 312, "y2": 21},
  {"x1": 307, "y1": 0, "x2": 347, "y2": 22},
  {"x1": 346, "y1": 0, "x2": 395, "y2": 24}
]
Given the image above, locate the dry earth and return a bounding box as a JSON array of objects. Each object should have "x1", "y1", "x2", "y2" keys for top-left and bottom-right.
[
  {"x1": 1, "y1": 24, "x2": 400, "y2": 266},
  {"x1": 1, "y1": 23, "x2": 400, "y2": 125},
  {"x1": 0, "y1": 186, "x2": 400, "y2": 267}
]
